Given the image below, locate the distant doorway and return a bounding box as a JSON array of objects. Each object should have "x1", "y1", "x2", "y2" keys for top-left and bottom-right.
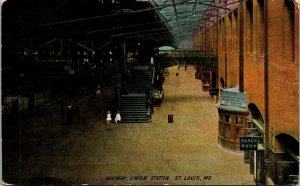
[
  {"x1": 220, "y1": 77, "x2": 225, "y2": 88},
  {"x1": 274, "y1": 133, "x2": 299, "y2": 185}
]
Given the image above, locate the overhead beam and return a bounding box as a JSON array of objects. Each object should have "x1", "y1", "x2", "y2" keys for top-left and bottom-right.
[
  {"x1": 162, "y1": 7, "x2": 206, "y2": 18},
  {"x1": 38, "y1": 0, "x2": 192, "y2": 27},
  {"x1": 167, "y1": 14, "x2": 175, "y2": 22},
  {"x1": 226, "y1": 0, "x2": 247, "y2": 6},
  {"x1": 171, "y1": 0, "x2": 180, "y2": 27},
  {"x1": 125, "y1": 31, "x2": 173, "y2": 39},
  {"x1": 110, "y1": 27, "x2": 169, "y2": 38},
  {"x1": 95, "y1": 41, "x2": 112, "y2": 50},
  {"x1": 38, "y1": 0, "x2": 70, "y2": 23},
  {"x1": 87, "y1": 20, "x2": 164, "y2": 34},
  {"x1": 5, "y1": 38, "x2": 35, "y2": 54},
  {"x1": 35, "y1": 39, "x2": 57, "y2": 49},
  {"x1": 76, "y1": 42, "x2": 95, "y2": 54},
  {"x1": 199, "y1": 1, "x2": 231, "y2": 11},
  {"x1": 167, "y1": 11, "x2": 205, "y2": 21},
  {"x1": 188, "y1": 0, "x2": 198, "y2": 27},
  {"x1": 151, "y1": 0, "x2": 173, "y2": 31}
]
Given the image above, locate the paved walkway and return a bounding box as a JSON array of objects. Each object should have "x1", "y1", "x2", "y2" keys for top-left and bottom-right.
[{"x1": 16, "y1": 66, "x2": 255, "y2": 185}]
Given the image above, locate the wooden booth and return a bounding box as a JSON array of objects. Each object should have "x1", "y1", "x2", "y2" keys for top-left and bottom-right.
[{"x1": 217, "y1": 88, "x2": 249, "y2": 151}]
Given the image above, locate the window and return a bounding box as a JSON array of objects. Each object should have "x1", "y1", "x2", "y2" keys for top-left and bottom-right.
[
  {"x1": 257, "y1": 0, "x2": 265, "y2": 55},
  {"x1": 225, "y1": 114, "x2": 231, "y2": 123},
  {"x1": 222, "y1": 18, "x2": 226, "y2": 52},
  {"x1": 218, "y1": 20, "x2": 222, "y2": 51},
  {"x1": 233, "y1": 10, "x2": 239, "y2": 52},
  {"x1": 228, "y1": 14, "x2": 233, "y2": 52},
  {"x1": 246, "y1": 0, "x2": 253, "y2": 53},
  {"x1": 236, "y1": 117, "x2": 242, "y2": 124},
  {"x1": 283, "y1": 0, "x2": 295, "y2": 63}
]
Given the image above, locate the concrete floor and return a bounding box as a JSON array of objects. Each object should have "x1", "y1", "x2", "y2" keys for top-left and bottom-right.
[{"x1": 5, "y1": 66, "x2": 255, "y2": 185}]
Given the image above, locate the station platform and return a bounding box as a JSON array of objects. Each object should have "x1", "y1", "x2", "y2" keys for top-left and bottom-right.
[{"x1": 3, "y1": 66, "x2": 255, "y2": 185}]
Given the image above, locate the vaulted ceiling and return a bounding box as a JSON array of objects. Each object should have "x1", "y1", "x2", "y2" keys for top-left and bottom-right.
[{"x1": 2, "y1": 0, "x2": 228, "y2": 51}]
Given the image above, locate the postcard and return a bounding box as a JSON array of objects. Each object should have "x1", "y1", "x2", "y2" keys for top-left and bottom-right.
[{"x1": 1, "y1": 0, "x2": 299, "y2": 185}]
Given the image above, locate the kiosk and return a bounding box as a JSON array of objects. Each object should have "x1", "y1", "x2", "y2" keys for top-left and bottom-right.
[{"x1": 217, "y1": 88, "x2": 249, "y2": 151}]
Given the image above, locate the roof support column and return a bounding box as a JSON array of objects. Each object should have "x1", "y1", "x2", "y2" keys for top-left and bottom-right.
[
  {"x1": 123, "y1": 41, "x2": 127, "y2": 71},
  {"x1": 263, "y1": 0, "x2": 269, "y2": 182},
  {"x1": 225, "y1": 2, "x2": 228, "y2": 87},
  {"x1": 239, "y1": 0, "x2": 244, "y2": 92}
]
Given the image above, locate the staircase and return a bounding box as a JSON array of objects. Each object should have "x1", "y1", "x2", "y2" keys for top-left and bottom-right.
[
  {"x1": 119, "y1": 93, "x2": 151, "y2": 122},
  {"x1": 118, "y1": 66, "x2": 154, "y2": 123},
  {"x1": 126, "y1": 69, "x2": 152, "y2": 93}
]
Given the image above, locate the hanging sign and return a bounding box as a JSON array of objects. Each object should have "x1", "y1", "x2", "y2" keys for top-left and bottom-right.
[{"x1": 240, "y1": 136, "x2": 263, "y2": 150}]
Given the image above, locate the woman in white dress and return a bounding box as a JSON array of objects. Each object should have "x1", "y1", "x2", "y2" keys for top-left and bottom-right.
[
  {"x1": 106, "y1": 111, "x2": 112, "y2": 124},
  {"x1": 115, "y1": 111, "x2": 121, "y2": 124}
]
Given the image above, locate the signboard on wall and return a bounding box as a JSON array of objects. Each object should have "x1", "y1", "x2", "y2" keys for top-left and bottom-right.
[{"x1": 220, "y1": 89, "x2": 247, "y2": 108}]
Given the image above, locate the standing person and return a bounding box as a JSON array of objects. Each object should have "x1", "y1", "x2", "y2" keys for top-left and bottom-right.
[
  {"x1": 106, "y1": 111, "x2": 112, "y2": 124},
  {"x1": 115, "y1": 111, "x2": 121, "y2": 124}
]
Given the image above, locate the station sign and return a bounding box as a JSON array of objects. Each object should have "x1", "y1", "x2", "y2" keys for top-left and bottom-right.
[
  {"x1": 240, "y1": 136, "x2": 263, "y2": 150},
  {"x1": 220, "y1": 89, "x2": 247, "y2": 108}
]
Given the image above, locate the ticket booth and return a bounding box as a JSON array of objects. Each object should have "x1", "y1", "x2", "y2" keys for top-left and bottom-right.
[
  {"x1": 217, "y1": 88, "x2": 248, "y2": 151},
  {"x1": 217, "y1": 105, "x2": 248, "y2": 150}
]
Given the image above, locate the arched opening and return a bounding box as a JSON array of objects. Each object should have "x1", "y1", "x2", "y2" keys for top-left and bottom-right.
[
  {"x1": 273, "y1": 133, "x2": 299, "y2": 184},
  {"x1": 275, "y1": 133, "x2": 299, "y2": 158},
  {"x1": 246, "y1": 103, "x2": 265, "y2": 184},
  {"x1": 248, "y1": 103, "x2": 264, "y2": 124}
]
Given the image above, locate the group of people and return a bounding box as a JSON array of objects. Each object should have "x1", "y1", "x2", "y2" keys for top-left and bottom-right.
[{"x1": 106, "y1": 111, "x2": 121, "y2": 124}]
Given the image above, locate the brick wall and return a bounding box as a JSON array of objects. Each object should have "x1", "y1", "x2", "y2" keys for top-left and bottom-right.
[
  {"x1": 193, "y1": 0, "x2": 299, "y2": 152},
  {"x1": 267, "y1": 0, "x2": 299, "y2": 151}
]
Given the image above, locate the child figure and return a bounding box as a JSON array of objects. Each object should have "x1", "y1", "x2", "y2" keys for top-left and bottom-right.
[
  {"x1": 115, "y1": 111, "x2": 121, "y2": 124},
  {"x1": 106, "y1": 111, "x2": 112, "y2": 124}
]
